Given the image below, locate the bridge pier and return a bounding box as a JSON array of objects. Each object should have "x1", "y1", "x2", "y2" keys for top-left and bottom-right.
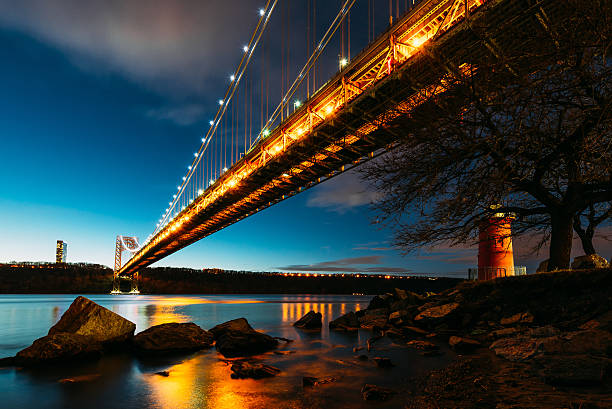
[{"x1": 110, "y1": 271, "x2": 139, "y2": 295}]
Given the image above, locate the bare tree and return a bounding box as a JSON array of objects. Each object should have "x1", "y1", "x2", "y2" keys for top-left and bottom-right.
[
  {"x1": 363, "y1": 0, "x2": 612, "y2": 271},
  {"x1": 573, "y1": 203, "x2": 612, "y2": 255}
]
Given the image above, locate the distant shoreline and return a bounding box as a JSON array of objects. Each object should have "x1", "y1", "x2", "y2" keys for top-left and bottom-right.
[{"x1": 0, "y1": 264, "x2": 461, "y2": 295}]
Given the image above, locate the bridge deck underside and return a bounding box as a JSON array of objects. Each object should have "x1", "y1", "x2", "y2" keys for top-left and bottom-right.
[{"x1": 121, "y1": 0, "x2": 560, "y2": 276}]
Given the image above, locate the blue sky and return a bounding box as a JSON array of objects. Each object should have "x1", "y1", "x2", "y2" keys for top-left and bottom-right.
[{"x1": 0, "y1": 0, "x2": 557, "y2": 277}]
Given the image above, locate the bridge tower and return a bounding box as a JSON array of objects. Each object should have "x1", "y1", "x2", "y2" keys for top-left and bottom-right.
[{"x1": 111, "y1": 235, "x2": 141, "y2": 294}]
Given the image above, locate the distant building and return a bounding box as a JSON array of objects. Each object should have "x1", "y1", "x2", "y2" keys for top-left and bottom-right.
[{"x1": 56, "y1": 240, "x2": 67, "y2": 263}]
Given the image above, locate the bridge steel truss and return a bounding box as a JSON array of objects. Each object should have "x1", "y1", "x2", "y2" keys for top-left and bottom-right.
[{"x1": 120, "y1": 0, "x2": 561, "y2": 277}]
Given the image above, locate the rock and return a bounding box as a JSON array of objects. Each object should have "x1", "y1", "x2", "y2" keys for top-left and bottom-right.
[
  {"x1": 155, "y1": 371, "x2": 170, "y2": 377},
  {"x1": 132, "y1": 322, "x2": 214, "y2": 354},
  {"x1": 536, "y1": 259, "x2": 549, "y2": 273},
  {"x1": 402, "y1": 326, "x2": 429, "y2": 336},
  {"x1": 361, "y1": 384, "x2": 396, "y2": 401},
  {"x1": 500, "y1": 312, "x2": 534, "y2": 326},
  {"x1": 49, "y1": 296, "x2": 135, "y2": 344},
  {"x1": 421, "y1": 350, "x2": 443, "y2": 357},
  {"x1": 490, "y1": 328, "x2": 612, "y2": 362},
  {"x1": 394, "y1": 288, "x2": 408, "y2": 300},
  {"x1": 58, "y1": 374, "x2": 101, "y2": 384},
  {"x1": 367, "y1": 294, "x2": 392, "y2": 310},
  {"x1": 580, "y1": 311, "x2": 612, "y2": 332},
  {"x1": 303, "y1": 376, "x2": 337, "y2": 387},
  {"x1": 209, "y1": 318, "x2": 278, "y2": 358},
  {"x1": 414, "y1": 302, "x2": 459, "y2": 324},
  {"x1": 293, "y1": 311, "x2": 322, "y2": 329},
  {"x1": 534, "y1": 355, "x2": 611, "y2": 386},
  {"x1": 406, "y1": 340, "x2": 438, "y2": 351},
  {"x1": 490, "y1": 327, "x2": 522, "y2": 339},
  {"x1": 448, "y1": 336, "x2": 481, "y2": 353},
  {"x1": 15, "y1": 333, "x2": 103, "y2": 366},
  {"x1": 329, "y1": 311, "x2": 360, "y2": 331},
  {"x1": 571, "y1": 254, "x2": 609, "y2": 270},
  {"x1": 273, "y1": 350, "x2": 296, "y2": 355},
  {"x1": 388, "y1": 310, "x2": 410, "y2": 326},
  {"x1": 372, "y1": 357, "x2": 394, "y2": 368},
  {"x1": 353, "y1": 346, "x2": 364, "y2": 352},
  {"x1": 359, "y1": 308, "x2": 389, "y2": 330},
  {"x1": 0, "y1": 357, "x2": 16, "y2": 367},
  {"x1": 357, "y1": 354, "x2": 368, "y2": 361},
  {"x1": 230, "y1": 361, "x2": 280, "y2": 379}
]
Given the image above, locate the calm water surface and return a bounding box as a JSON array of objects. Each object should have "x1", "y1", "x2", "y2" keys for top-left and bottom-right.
[{"x1": 0, "y1": 294, "x2": 451, "y2": 408}]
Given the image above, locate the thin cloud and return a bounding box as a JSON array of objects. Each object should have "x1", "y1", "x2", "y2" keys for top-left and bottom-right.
[
  {"x1": 307, "y1": 171, "x2": 380, "y2": 213},
  {"x1": 146, "y1": 104, "x2": 206, "y2": 126},
  {"x1": 276, "y1": 255, "x2": 411, "y2": 273}
]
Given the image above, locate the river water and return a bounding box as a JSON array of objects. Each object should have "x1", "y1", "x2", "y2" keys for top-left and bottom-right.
[{"x1": 0, "y1": 294, "x2": 451, "y2": 408}]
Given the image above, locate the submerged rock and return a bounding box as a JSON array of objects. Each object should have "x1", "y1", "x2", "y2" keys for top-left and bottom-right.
[
  {"x1": 209, "y1": 318, "x2": 278, "y2": 358},
  {"x1": 303, "y1": 376, "x2": 338, "y2": 387},
  {"x1": 293, "y1": 311, "x2": 322, "y2": 330},
  {"x1": 406, "y1": 340, "x2": 439, "y2": 351},
  {"x1": 359, "y1": 308, "x2": 389, "y2": 330},
  {"x1": 448, "y1": 336, "x2": 480, "y2": 353},
  {"x1": 361, "y1": 384, "x2": 396, "y2": 401},
  {"x1": 133, "y1": 322, "x2": 214, "y2": 354},
  {"x1": 372, "y1": 357, "x2": 394, "y2": 368},
  {"x1": 500, "y1": 312, "x2": 534, "y2": 326},
  {"x1": 230, "y1": 361, "x2": 280, "y2": 379},
  {"x1": 534, "y1": 355, "x2": 611, "y2": 386},
  {"x1": 16, "y1": 333, "x2": 103, "y2": 366},
  {"x1": 49, "y1": 296, "x2": 135, "y2": 344},
  {"x1": 329, "y1": 311, "x2": 360, "y2": 331}
]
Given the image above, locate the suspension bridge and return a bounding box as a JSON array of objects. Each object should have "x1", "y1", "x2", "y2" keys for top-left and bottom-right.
[{"x1": 113, "y1": 0, "x2": 559, "y2": 287}]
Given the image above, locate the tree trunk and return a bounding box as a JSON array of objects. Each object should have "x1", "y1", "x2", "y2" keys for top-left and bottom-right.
[
  {"x1": 548, "y1": 212, "x2": 573, "y2": 271},
  {"x1": 578, "y1": 231, "x2": 596, "y2": 255}
]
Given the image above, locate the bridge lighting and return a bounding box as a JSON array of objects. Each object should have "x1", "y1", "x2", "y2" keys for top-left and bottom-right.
[
  {"x1": 294, "y1": 100, "x2": 301, "y2": 108},
  {"x1": 223, "y1": 167, "x2": 228, "y2": 173},
  {"x1": 182, "y1": 176, "x2": 186, "y2": 181},
  {"x1": 198, "y1": 189, "x2": 203, "y2": 195},
  {"x1": 259, "y1": 8, "x2": 265, "y2": 16},
  {"x1": 209, "y1": 120, "x2": 214, "y2": 126},
  {"x1": 194, "y1": 152, "x2": 199, "y2": 157},
  {"x1": 173, "y1": 194, "x2": 177, "y2": 198},
  {"x1": 411, "y1": 36, "x2": 426, "y2": 48},
  {"x1": 230, "y1": 74, "x2": 235, "y2": 81},
  {"x1": 282, "y1": 173, "x2": 290, "y2": 177},
  {"x1": 169, "y1": 202, "x2": 172, "y2": 205},
  {"x1": 339, "y1": 57, "x2": 348, "y2": 68},
  {"x1": 210, "y1": 179, "x2": 215, "y2": 185},
  {"x1": 243, "y1": 45, "x2": 249, "y2": 53},
  {"x1": 218, "y1": 99, "x2": 224, "y2": 106},
  {"x1": 325, "y1": 105, "x2": 334, "y2": 114},
  {"x1": 188, "y1": 165, "x2": 192, "y2": 170},
  {"x1": 262, "y1": 129, "x2": 270, "y2": 137},
  {"x1": 202, "y1": 137, "x2": 206, "y2": 143},
  {"x1": 297, "y1": 128, "x2": 304, "y2": 136}
]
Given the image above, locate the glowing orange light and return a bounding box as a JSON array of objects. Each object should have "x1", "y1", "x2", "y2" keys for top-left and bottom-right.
[
  {"x1": 325, "y1": 105, "x2": 334, "y2": 114},
  {"x1": 411, "y1": 36, "x2": 427, "y2": 48}
]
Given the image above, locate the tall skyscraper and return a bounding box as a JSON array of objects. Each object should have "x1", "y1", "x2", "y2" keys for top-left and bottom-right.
[{"x1": 56, "y1": 240, "x2": 67, "y2": 263}]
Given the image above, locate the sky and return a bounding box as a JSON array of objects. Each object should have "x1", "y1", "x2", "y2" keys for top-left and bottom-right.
[{"x1": 0, "y1": 0, "x2": 603, "y2": 277}]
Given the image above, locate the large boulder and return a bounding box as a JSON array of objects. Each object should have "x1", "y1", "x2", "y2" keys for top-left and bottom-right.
[
  {"x1": 359, "y1": 308, "x2": 389, "y2": 330},
  {"x1": 209, "y1": 318, "x2": 278, "y2": 358},
  {"x1": 329, "y1": 311, "x2": 360, "y2": 331},
  {"x1": 133, "y1": 322, "x2": 214, "y2": 354},
  {"x1": 293, "y1": 311, "x2": 322, "y2": 330},
  {"x1": 414, "y1": 302, "x2": 459, "y2": 326},
  {"x1": 15, "y1": 333, "x2": 103, "y2": 366},
  {"x1": 571, "y1": 254, "x2": 610, "y2": 270},
  {"x1": 367, "y1": 294, "x2": 393, "y2": 310},
  {"x1": 49, "y1": 296, "x2": 135, "y2": 344}
]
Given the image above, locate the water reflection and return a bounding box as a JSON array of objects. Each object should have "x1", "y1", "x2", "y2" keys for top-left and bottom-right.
[{"x1": 281, "y1": 301, "x2": 362, "y2": 324}]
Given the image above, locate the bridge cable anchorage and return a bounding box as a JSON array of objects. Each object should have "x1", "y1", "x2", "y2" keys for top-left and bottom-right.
[{"x1": 152, "y1": 0, "x2": 278, "y2": 238}]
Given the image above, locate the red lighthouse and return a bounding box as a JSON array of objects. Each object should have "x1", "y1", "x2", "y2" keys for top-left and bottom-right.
[{"x1": 477, "y1": 213, "x2": 515, "y2": 280}]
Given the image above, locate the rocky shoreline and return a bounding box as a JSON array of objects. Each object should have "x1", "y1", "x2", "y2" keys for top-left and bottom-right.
[{"x1": 1, "y1": 268, "x2": 611, "y2": 407}]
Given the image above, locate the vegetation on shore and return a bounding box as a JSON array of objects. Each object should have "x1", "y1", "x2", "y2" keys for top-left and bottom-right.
[{"x1": 0, "y1": 264, "x2": 460, "y2": 294}]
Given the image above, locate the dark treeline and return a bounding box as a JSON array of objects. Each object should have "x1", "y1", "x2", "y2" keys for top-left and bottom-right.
[{"x1": 0, "y1": 264, "x2": 461, "y2": 295}]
